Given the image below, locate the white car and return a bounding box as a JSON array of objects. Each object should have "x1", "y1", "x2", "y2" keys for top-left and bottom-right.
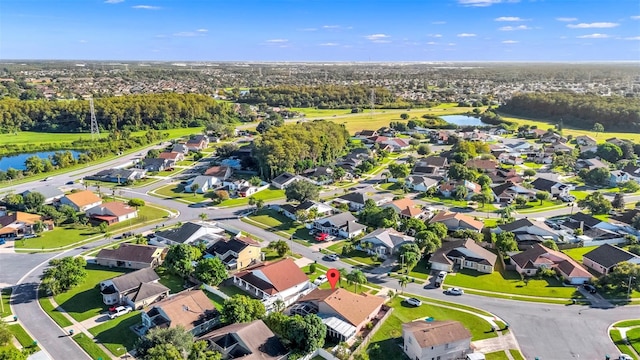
[
  {"x1": 619, "y1": 355, "x2": 633, "y2": 360},
  {"x1": 313, "y1": 275, "x2": 328, "y2": 285},
  {"x1": 324, "y1": 254, "x2": 339, "y2": 261},
  {"x1": 405, "y1": 297, "x2": 422, "y2": 307},
  {"x1": 108, "y1": 306, "x2": 132, "y2": 319},
  {"x1": 446, "y1": 287, "x2": 464, "y2": 296}
]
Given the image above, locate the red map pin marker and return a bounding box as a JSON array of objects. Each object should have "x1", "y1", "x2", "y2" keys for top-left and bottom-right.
[{"x1": 326, "y1": 269, "x2": 340, "y2": 290}]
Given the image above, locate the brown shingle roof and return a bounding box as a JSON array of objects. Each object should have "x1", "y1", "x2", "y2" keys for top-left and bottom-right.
[
  {"x1": 403, "y1": 320, "x2": 471, "y2": 348},
  {"x1": 158, "y1": 152, "x2": 181, "y2": 160},
  {"x1": 199, "y1": 320, "x2": 288, "y2": 360},
  {"x1": 152, "y1": 290, "x2": 216, "y2": 330},
  {"x1": 429, "y1": 211, "x2": 484, "y2": 231},
  {"x1": 96, "y1": 243, "x2": 162, "y2": 264},
  {"x1": 0, "y1": 212, "x2": 43, "y2": 226},
  {"x1": 236, "y1": 258, "x2": 308, "y2": 294},
  {"x1": 99, "y1": 202, "x2": 137, "y2": 217},
  {"x1": 64, "y1": 190, "x2": 101, "y2": 207},
  {"x1": 314, "y1": 288, "x2": 385, "y2": 327}
]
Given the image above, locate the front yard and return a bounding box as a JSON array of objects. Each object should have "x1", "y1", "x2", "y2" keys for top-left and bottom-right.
[
  {"x1": 562, "y1": 245, "x2": 598, "y2": 262},
  {"x1": 88, "y1": 311, "x2": 141, "y2": 357},
  {"x1": 242, "y1": 208, "x2": 316, "y2": 242},
  {"x1": 152, "y1": 184, "x2": 285, "y2": 207},
  {"x1": 1, "y1": 288, "x2": 11, "y2": 317},
  {"x1": 326, "y1": 241, "x2": 382, "y2": 267},
  {"x1": 366, "y1": 296, "x2": 498, "y2": 360}
]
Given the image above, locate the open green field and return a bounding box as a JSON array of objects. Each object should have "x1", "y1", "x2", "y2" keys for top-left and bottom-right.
[
  {"x1": 367, "y1": 297, "x2": 497, "y2": 360},
  {"x1": 444, "y1": 260, "x2": 580, "y2": 299},
  {"x1": 54, "y1": 265, "x2": 129, "y2": 322},
  {"x1": 499, "y1": 113, "x2": 640, "y2": 143},
  {"x1": 15, "y1": 204, "x2": 169, "y2": 250},
  {"x1": 89, "y1": 312, "x2": 141, "y2": 356}
]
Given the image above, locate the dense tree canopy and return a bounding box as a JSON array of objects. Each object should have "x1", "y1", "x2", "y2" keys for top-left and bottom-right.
[
  {"x1": 221, "y1": 295, "x2": 266, "y2": 324},
  {"x1": 164, "y1": 244, "x2": 202, "y2": 278},
  {"x1": 41, "y1": 256, "x2": 87, "y2": 295},
  {"x1": 253, "y1": 120, "x2": 350, "y2": 179},
  {"x1": 285, "y1": 181, "x2": 320, "y2": 203}
]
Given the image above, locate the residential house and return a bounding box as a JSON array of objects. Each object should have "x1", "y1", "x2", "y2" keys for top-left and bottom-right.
[
  {"x1": 431, "y1": 130, "x2": 450, "y2": 144},
  {"x1": 366, "y1": 136, "x2": 411, "y2": 152},
  {"x1": 499, "y1": 154, "x2": 524, "y2": 166},
  {"x1": 87, "y1": 168, "x2": 147, "y2": 184},
  {"x1": 158, "y1": 151, "x2": 185, "y2": 163},
  {"x1": 95, "y1": 243, "x2": 165, "y2": 270},
  {"x1": 141, "y1": 158, "x2": 172, "y2": 172},
  {"x1": 335, "y1": 192, "x2": 392, "y2": 212},
  {"x1": 186, "y1": 175, "x2": 223, "y2": 193},
  {"x1": 271, "y1": 172, "x2": 302, "y2": 189},
  {"x1": 491, "y1": 181, "x2": 536, "y2": 203},
  {"x1": 171, "y1": 143, "x2": 189, "y2": 154},
  {"x1": 22, "y1": 186, "x2": 64, "y2": 205},
  {"x1": 402, "y1": 320, "x2": 472, "y2": 360},
  {"x1": 561, "y1": 212, "x2": 625, "y2": 244},
  {"x1": 609, "y1": 209, "x2": 640, "y2": 235},
  {"x1": 465, "y1": 159, "x2": 498, "y2": 172},
  {"x1": 413, "y1": 156, "x2": 448, "y2": 176},
  {"x1": 303, "y1": 167, "x2": 334, "y2": 183},
  {"x1": 610, "y1": 170, "x2": 630, "y2": 186},
  {"x1": 547, "y1": 142, "x2": 574, "y2": 153},
  {"x1": 207, "y1": 235, "x2": 262, "y2": 270},
  {"x1": 438, "y1": 180, "x2": 481, "y2": 200},
  {"x1": 232, "y1": 258, "x2": 314, "y2": 311},
  {"x1": 576, "y1": 158, "x2": 609, "y2": 171},
  {"x1": 153, "y1": 221, "x2": 226, "y2": 246},
  {"x1": 313, "y1": 212, "x2": 367, "y2": 239},
  {"x1": 428, "y1": 238, "x2": 497, "y2": 274},
  {"x1": 276, "y1": 201, "x2": 333, "y2": 221},
  {"x1": 359, "y1": 228, "x2": 416, "y2": 258},
  {"x1": 505, "y1": 141, "x2": 534, "y2": 154},
  {"x1": 510, "y1": 244, "x2": 592, "y2": 284},
  {"x1": 291, "y1": 288, "x2": 386, "y2": 342},
  {"x1": 606, "y1": 138, "x2": 629, "y2": 147},
  {"x1": 356, "y1": 130, "x2": 378, "y2": 139},
  {"x1": 494, "y1": 218, "x2": 559, "y2": 241},
  {"x1": 204, "y1": 165, "x2": 233, "y2": 181},
  {"x1": 405, "y1": 175, "x2": 439, "y2": 192},
  {"x1": 0, "y1": 212, "x2": 54, "y2": 239},
  {"x1": 622, "y1": 164, "x2": 640, "y2": 182},
  {"x1": 384, "y1": 197, "x2": 426, "y2": 219},
  {"x1": 86, "y1": 201, "x2": 138, "y2": 225},
  {"x1": 582, "y1": 244, "x2": 640, "y2": 275},
  {"x1": 141, "y1": 289, "x2": 219, "y2": 336},
  {"x1": 59, "y1": 190, "x2": 103, "y2": 212},
  {"x1": 198, "y1": 320, "x2": 288, "y2": 360},
  {"x1": 186, "y1": 135, "x2": 210, "y2": 151},
  {"x1": 487, "y1": 168, "x2": 522, "y2": 185},
  {"x1": 530, "y1": 177, "x2": 570, "y2": 198},
  {"x1": 540, "y1": 132, "x2": 566, "y2": 144},
  {"x1": 429, "y1": 211, "x2": 484, "y2": 233},
  {"x1": 579, "y1": 145, "x2": 598, "y2": 155},
  {"x1": 576, "y1": 135, "x2": 597, "y2": 146},
  {"x1": 526, "y1": 128, "x2": 547, "y2": 139},
  {"x1": 99, "y1": 268, "x2": 169, "y2": 309}
]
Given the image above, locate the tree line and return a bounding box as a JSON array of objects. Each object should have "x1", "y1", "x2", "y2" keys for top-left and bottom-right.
[
  {"x1": 253, "y1": 120, "x2": 350, "y2": 179},
  {"x1": 499, "y1": 92, "x2": 640, "y2": 132},
  {"x1": 0, "y1": 93, "x2": 236, "y2": 133}
]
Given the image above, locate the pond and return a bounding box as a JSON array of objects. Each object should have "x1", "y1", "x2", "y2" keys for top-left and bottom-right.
[
  {"x1": 0, "y1": 150, "x2": 81, "y2": 171},
  {"x1": 441, "y1": 115, "x2": 486, "y2": 127}
]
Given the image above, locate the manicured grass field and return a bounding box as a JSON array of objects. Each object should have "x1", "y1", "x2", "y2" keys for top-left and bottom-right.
[
  {"x1": 326, "y1": 242, "x2": 382, "y2": 266},
  {"x1": 54, "y1": 265, "x2": 130, "y2": 322},
  {"x1": 0, "y1": 128, "x2": 205, "y2": 146},
  {"x1": 38, "y1": 292, "x2": 73, "y2": 327},
  {"x1": 562, "y1": 246, "x2": 598, "y2": 262},
  {"x1": 515, "y1": 199, "x2": 565, "y2": 213},
  {"x1": 204, "y1": 291, "x2": 227, "y2": 310},
  {"x1": 443, "y1": 260, "x2": 579, "y2": 299},
  {"x1": 628, "y1": 327, "x2": 640, "y2": 355},
  {"x1": 73, "y1": 333, "x2": 112, "y2": 360},
  {"x1": 218, "y1": 188, "x2": 285, "y2": 207},
  {"x1": 1, "y1": 288, "x2": 11, "y2": 317},
  {"x1": 217, "y1": 285, "x2": 248, "y2": 298},
  {"x1": 15, "y1": 205, "x2": 169, "y2": 250},
  {"x1": 155, "y1": 267, "x2": 187, "y2": 294},
  {"x1": 367, "y1": 297, "x2": 497, "y2": 360},
  {"x1": 485, "y1": 350, "x2": 510, "y2": 360},
  {"x1": 420, "y1": 195, "x2": 498, "y2": 212},
  {"x1": 88, "y1": 312, "x2": 141, "y2": 356},
  {"x1": 7, "y1": 324, "x2": 38, "y2": 350},
  {"x1": 152, "y1": 183, "x2": 210, "y2": 203},
  {"x1": 509, "y1": 349, "x2": 525, "y2": 360},
  {"x1": 615, "y1": 320, "x2": 640, "y2": 328},
  {"x1": 610, "y1": 329, "x2": 639, "y2": 360}
]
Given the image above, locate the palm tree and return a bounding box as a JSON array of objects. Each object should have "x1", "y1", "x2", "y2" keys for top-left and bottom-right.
[
  {"x1": 338, "y1": 268, "x2": 348, "y2": 286},
  {"x1": 347, "y1": 269, "x2": 367, "y2": 293},
  {"x1": 256, "y1": 199, "x2": 265, "y2": 211},
  {"x1": 382, "y1": 172, "x2": 390, "y2": 184},
  {"x1": 273, "y1": 299, "x2": 285, "y2": 313},
  {"x1": 398, "y1": 276, "x2": 409, "y2": 294}
]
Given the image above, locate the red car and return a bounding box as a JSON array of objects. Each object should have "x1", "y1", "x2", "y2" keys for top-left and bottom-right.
[{"x1": 315, "y1": 233, "x2": 329, "y2": 241}]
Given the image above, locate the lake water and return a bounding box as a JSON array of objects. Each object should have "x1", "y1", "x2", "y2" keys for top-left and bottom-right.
[
  {"x1": 0, "y1": 150, "x2": 81, "y2": 171},
  {"x1": 441, "y1": 115, "x2": 486, "y2": 126}
]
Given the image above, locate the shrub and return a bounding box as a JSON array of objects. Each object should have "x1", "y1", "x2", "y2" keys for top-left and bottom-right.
[{"x1": 309, "y1": 263, "x2": 317, "y2": 274}]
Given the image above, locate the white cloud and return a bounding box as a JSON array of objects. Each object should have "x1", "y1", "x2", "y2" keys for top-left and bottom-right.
[
  {"x1": 502, "y1": 40, "x2": 519, "y2": 43},
  {"x1": 432, "y1": 21, "x2": 446, "y2": 25},
  {"x1": 365, "y1": 34, "x2": 391, "y2": 43},
  {"x1": 266, "y1": 39, "x2": 288, "y2": 43},
  {"x1": 499, "y1": 25, "x2": 531, "y2": 31},
  {"x1": 495, "y1": 16, "x2": 524, "y2": 21},
  {"x1": 577, "y1": 33, "x2": 610, "y2": 38},
  {"x1": 173, "y1": 32, "x2": 197, "y2": 37},
  {"x1": 104, "y1": 0, "x2": 124, "y2": 3},
  {"x1": 299, "y1": 28, "x2": 317, "y2": 32},
  {"x1": 319, "y1": 42, "x2": 339, "y2": 46},
  {"x1": 78, "y1": 39, "x2": 88, "y2": 43},
  {"x1": 428, "y1": 34, "x2": 442, "y2": 38},
  {"x1": 132, "y1": 5, "x2": 160, "y2": 9},
  {"x1": 457, "y1": 33, "x2": 477, "y2": 37},
  {"x1": 457, "y1": 0, "x2": 517, "y2": 7},
  {"x1": 624, "y1": 36, "x2": 640, "y2": 40},
  {"x1": 427, "y1": 41, "x2": 438, "y2": 45},
  {"x1": 323, "y1": 25, "x2": 341, "y2": 29},
  {"x1": 556, "y1": 17, "x2": 577, "y2": 22},
  {"x1": 196, "y1": 29, "x2": 208, "y2": 33},
  {"x1": 447, "y1": 42, "x2": 456, "y2": 46},
  {"x1": 631, "y1": 15, "x2": 640, "y2": 20},
  {"x1": 567, "y1": 22, "x2": 619, "y2": 28}
]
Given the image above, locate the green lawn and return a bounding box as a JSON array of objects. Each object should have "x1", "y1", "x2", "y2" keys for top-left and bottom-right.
[
  {"x1": 610, "y1": 329, "x2": 639, "y2": 360},
  {"x1": 628, "y1": 327, "x2": 640, "y2": 355},
  {"x1": 155, "y1": 267, "x2": 186, "y2": 294},
  {"x1": 326, "y1": 242, "x2": 382, "y2": 267},
  {"x1": 509, "y1": 349, "x2": 525, "y2": 360},
  {"x1": 392, "y1": 258, "x2": 431, "y2": 281},
  {"x1": 522, "y1": 161, "x2": 544, "y2": 170},
  {"x1": 217, "y1": 285, "x2": 248, "y2": 298},
  {"x1": 1, "y1": 288, "x2": 11, "y2": 317},
  {"x1": 485, "y1": 350, "x2": 510, "y2": 360},
  {"x1": 420, "y1": 195, "x2": 498, "y2": 212},
  {"x1": 242, "y1": 208, "x2": 316, "y2": 243},
  {"x1": 515, "y1": 199, "x2": 565, "y2": 213},
  {"x1": 152, "y1": 183, "x2": 210, "y2": 203},
  {"x1": 562, "y1": 246, "x2": 598, "y2": 262},
  {"x1": 367, "y1": 297, "x2": 497, "y2": 360},
  {"x1": 217, "y1": 188, "x2": 285, "y2": 207},
  {"x1": 7, "y1": 324, "x2": 38, "y2": 351},
  {"x1": 204, "y1": 291, "x2": 227, "y2": 310},
  {"x1": 444, "y1": 260, "x2": 580, "y2": 299},
  {"x1": 88, "y1": 312, "x2": 141, "y2": 357},
  {"x1": 54, "y1": 265, "x2": 130, "y2": 322},
  {"x1": 38, "y1": 292, "x2": 73, "y2": 327},
  {"x1": 73, "y1": 333, "x2": 112, "y2": 360},
  {"x1": 615, "y1": 320, "x2": 640, "y2": 328}
]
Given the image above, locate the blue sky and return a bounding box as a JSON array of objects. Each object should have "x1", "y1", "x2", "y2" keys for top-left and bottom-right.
[{"x1": 1, "y1": 0, "x2": 639, "y2": 61}]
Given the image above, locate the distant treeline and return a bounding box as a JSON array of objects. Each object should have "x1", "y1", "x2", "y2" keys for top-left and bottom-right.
[
  {"x1": 253, "y1": 120, "x2": 350, "y2": 179},
  {"x1": 237, "y1": 85, "x2": 433, "y2": 109},
  {"x1": 0, "y1": 93, "x2": 236, "y2": 133},
  {"x1": 499, "y1": 92, "x2": 640, "y2": 132}
]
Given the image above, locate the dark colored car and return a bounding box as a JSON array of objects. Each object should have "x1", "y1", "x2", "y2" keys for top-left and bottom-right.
[{"x1": 583, "y1": 284, "x2": 597, "y2": 294}]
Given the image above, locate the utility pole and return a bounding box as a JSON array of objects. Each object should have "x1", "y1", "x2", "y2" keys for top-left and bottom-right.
[{"x1": 89, "y1": 98, "x2": 99, "y2": 140}]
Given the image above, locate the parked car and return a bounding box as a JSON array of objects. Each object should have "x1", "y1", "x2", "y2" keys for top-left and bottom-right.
[
  {"x1": 445, "y1": 287, "x2": 464, "y2": 296},
  {"x1": 404, "y1": 297, "x2": 422, "y2": 307},
  {"x1": 324, "y1": 254, "x2": 339, "y2": 261},
  {"x1": 435, "y1": 271, "x2": 447, "y2": 287},
  {"x1": 583, "y1": 284, "x2": 597, "y2": 294},
  {"x1": 559, "y1": 195, "x2": 576, "y2": 203},
  {"x1": 108, "y1": 306, "x2": 132, "y2": 319},
  {"x1": 314, "y1": 275, "x2": 328, "y2": 285},
  {"x1": 66, "y1": 181, "x2": 75, "y2": 185},
  {"x1": 0, "y1": 238, "x2": 5, "y2": 245},
  {"x1": 22, "y1": 234, "x2": 38, "y2": 239},
  {"x1": 619, "y1": 354, "x2": 633, "y2": 360}
]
